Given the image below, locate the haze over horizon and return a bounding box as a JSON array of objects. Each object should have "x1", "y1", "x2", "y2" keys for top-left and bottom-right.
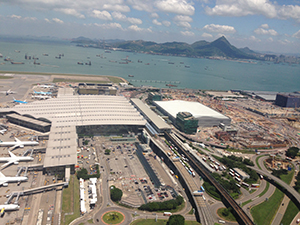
[{"x1": 0, "y1": 0, "x2": 300, "y2": 54}]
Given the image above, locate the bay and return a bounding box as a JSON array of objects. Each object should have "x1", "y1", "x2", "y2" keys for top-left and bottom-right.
[{"x1": 0, "y1": 39, "x2": 299, "y2": 92}]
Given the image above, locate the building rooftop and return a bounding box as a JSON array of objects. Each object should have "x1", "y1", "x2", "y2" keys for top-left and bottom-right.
[
  {"x1": 131, "y1": 98, "x2": 171, "y2": 131},
  {"x1": 154, "y1": 100, "x2": 229, "y2": 120}
]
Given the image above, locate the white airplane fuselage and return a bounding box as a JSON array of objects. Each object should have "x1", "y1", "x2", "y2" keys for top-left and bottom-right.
[
  {"x1": 0, "y1": 204, "x2": 19, "y2": 211},
  {"x1": 0, "y1": 141, "x2": 39, "y2": 147}
]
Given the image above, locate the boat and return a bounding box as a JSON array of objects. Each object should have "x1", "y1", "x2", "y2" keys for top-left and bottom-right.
[
  {"x1": 180, "y1": 62, "x2": 184, "y2": 64},
  {"x1": 119, "y1": 62, "x2": 128, "y2": 64},
  {"x1": 128, "y1": 75, "x2": 134, "y2": 77},
  {"x1": 105, "y1": 50, "x2": 111, "y2": 53},
  {"x1": 77, "y1": 62, "x2": 84, "y2": 65},
  {"x1": 14, "y1": 50, "x2": 20, "y2": 53},
  {"x1": 168, "y1": 62, "x2": 174, "y2": 64},
  {"x1": 138, "y1": 60, "x2": 142, "y2": 63},
  {"x1": 185, "y1": 65, "x2": 190, "y2": 68},
  {"x1": 166, "y1": 84, "x2": 177, "y2": 87},
  {"x1": 109, "y1": 60, "x2": 117, "y2": 63},
  {"x1": 145, "y1": 63, "x2": 150, "y2": 65},
  {"x1": 34, "y1": 60, "x2": 40, "y2": 65},
  {"x1": 0, "y1": 53, "x2": 3, "y2": 58},
  {"x1": 4, "y1": 57, "x2": 12, "y2": 61},
  {"x1": 42, "y1": 53, "x2": 49, "y2": 56},
  {"x1": 11, "y1": 61, "x2": 24, "y2": 64}
]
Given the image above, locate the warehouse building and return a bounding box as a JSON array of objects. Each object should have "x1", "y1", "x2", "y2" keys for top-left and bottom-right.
[
  {"x1": 275, "y1": 93, "x2": 300, "y2": 108},
  {"x1": 153, "y1": 100, "x2": 231, "y2": 127},
  {"x1": 0, "y1": 88, "x2": 146, "y2": 176}
]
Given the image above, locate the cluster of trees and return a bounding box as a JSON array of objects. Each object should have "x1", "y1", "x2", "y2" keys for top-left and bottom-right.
[
  {"x1": 286, "y1": 147, "x2": 299, "y2": 159},
  {"x1": 110, "y1": 186, "x2": 123, "y2": 202},
  {"x1": 216, "y1": 155, "x2": 258, "y2": 183},
  {"x1": 167, "y1": 215, "x2": 185, "y2": 225},
  {"x1": 105, "y1": 149, "x2": 111, "y2": 155},
  {"x1": 76, "y1": 165, "x2": 100, "y2": 180},
  {"x1": 203, "y1": 181, "x2": 221, "y2": 200},
  {"x1": 138, "y1": 196, "x2": 184, "y2": 212},
  {"x1": 272, "y1": 169, "x2": 288, "y2": 178},
  {"x1": 294, "y1": 171, "x2": 300, "y2": 193}
]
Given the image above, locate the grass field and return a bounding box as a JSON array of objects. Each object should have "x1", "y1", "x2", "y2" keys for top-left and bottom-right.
[
  {"x1": 53, "y1": 78, "x2": 110, "y2": 84},
  {"x1": 0, "y1": 76, "x2": 12, "y2": 79},
  {"x1": 102, "y1": 211, "x2": 124, "y2": 224},
  {"x1": 251, "y1": 188, "x2": 284, "y2": 225},
  {"x1": 217, "y1": 208, "x2": 237, "y2": 222},
  {"x1": 280, "y1": 168, "x2": 294, "y2": 184},
  {"x1": 280, "y1": 200, "x2": 299, "y2": 225},
  {"x1": 61, "y1": 175, "x2": 81, "y2": 225},
  {"x1": 130, "y1": 219, "x2": 201, "y2": 225}
]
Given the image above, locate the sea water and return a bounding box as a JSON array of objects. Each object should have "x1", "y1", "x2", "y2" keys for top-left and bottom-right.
[{"x1": 0, "y1": 38, "x2": 299, "y2": 92}]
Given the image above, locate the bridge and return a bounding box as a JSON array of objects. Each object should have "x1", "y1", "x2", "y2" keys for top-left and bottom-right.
[{"x1": 250, "y1": 166, "x2": 300, "y2": 209}]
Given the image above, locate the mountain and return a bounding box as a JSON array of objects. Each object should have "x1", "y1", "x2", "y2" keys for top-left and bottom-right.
[
  {"x1": 110, "y1": 36, "x2": 258, "y2": 59},
  {"x1": 72, "y1": 36, "x2": 258, "y2": 60}
]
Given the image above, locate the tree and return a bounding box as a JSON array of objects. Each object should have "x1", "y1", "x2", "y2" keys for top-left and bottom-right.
[
  {"x1": 167, "y1": 215, "x2": 185, "y2": 225},
  {"x1": 110, "y1": 186, "x2": 123, "y2": 202},
  {"x1": 286, "y1": 147, "x2": 299, "y2": 159},
  {"x1": 105, "y1": 149, "x2": 111, "y2": 155}
]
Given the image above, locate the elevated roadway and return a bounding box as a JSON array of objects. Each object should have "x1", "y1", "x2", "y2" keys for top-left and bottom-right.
[
  {"x1": 249, "y1": 166, "x2": 300, "y2": 209},
  {"x1": 165, "y1": 131, "x2": 254, "y2": 225}
]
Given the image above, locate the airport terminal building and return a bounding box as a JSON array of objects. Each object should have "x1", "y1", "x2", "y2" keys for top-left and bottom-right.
[
  {"x1": 153, "y1": 100, "x2": 231, "y2": 127},
  {"x1": 0, "y1": 88, "x2": 146, "y2": 176}
]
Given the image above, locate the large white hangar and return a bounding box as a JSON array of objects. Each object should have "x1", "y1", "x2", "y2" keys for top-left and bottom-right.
[
  {"x1": 153, "y1": 100, "x2": 231, "y2": 127},
  {"x1": 0, "y1": 88, "x2": 146, "y2": 176}
]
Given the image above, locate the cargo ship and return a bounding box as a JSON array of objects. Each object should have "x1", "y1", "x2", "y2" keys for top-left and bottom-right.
[
  {"x1": 166, "y1": 84, "x2": 177, "y2": 87},
  {"x1": 11, "y1": 61, "x2": 24, "y2": 64},
  {"x1": 128, "y1": 75, "x2": 134, "y2": 77}
]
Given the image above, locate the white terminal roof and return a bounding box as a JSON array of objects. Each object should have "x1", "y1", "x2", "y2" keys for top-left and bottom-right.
[
  {"x1": 154, "y1": 100, "x2": 229, "y2": 120},
  {"x1": 1, "y1": 88, "x2": 146, "y2": 168}
]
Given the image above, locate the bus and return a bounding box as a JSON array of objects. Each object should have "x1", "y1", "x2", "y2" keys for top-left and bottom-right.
[
  {"x1": 260, "y1": 175, "x2": 264, "y2": 180},
  {"x1": 229, "y1": 169, "x2": 234, "y2": 174},
  {"x1": 242, "y1": 182, "x2": 249, "y2": 187},
  {"x1": 229, "y1": 172, "x2": 235, "y2": 177},
  {"x1": 235, "y1": 177, "x2": 241, "y2": 182},
  {"x1": 236, "y1": 183, "x2": 241, "y2": 188},
  {"x1": 251, "y1": 184, "x2": 260, "y2": 188},
  {"x1": 169, "y1": 170, "x2": 174, "y2": 176},
  {"x1": 163, "y1": 212, "x2": 172, "y2": 216}
]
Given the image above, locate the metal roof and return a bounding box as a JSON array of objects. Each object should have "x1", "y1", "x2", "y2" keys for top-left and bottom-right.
[
  {"x1": 1, "y1": 88, "x2": 146, "y2": 168},
  {"x1": 154, "y1": 100, "x2": 229, "y2": 120},
  {"x1": 131, "y1": 98, "x2": 171, "y2": 131}
]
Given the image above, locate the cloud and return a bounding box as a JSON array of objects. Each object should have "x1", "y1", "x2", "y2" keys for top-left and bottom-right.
[
  {"x1": 205, "y1": 0, "x2": 300, "y2": 21},
  {"x1": 203, "y1": 24, "x2": 236, "y2": 33},
  {"x1": 155, "y1": 0, "x2": 195, "y2": 16},
  {"x1": 254, "y1": 27, "x2": 278, "y2": 36},
  {"x1": 278, "y1": 39, "x2": 291, "y2": 45},
  {"x1": 260, "y1": 24, "x2": 269, "y2": 29},
  {"x1": 102, "y1": 4, "x2": 130, "y2": 13},
  {"x1": 175, "y1": 21, "x2": 191, "y2": 28},
  {"x1": 152, "y1": 19, "x2": 162, "y2": 26},
  {"x1": 56, "y1": 8, "x2": 85, "y2": 19},
  {"x1": 128, "y1": 25, "x2": 152, "y2": 32},
  {"x1": 94, "y1": 22, "x2": 123, "y2": 30},
  {"x1": 181, "y1": 31, "x2": 194, "y2": 36},
  {"x1": 52, "y1": 18, "x2": 64, "y2": 24},
  {"x1": 162, "y1": 20, "x2": 171, "y2": 27},
  {"x1": 249, "y1": 35, "x2": 261, "y2": 42},
  {"x1": 112, "y1": 12, "x2": 142, "y2": 24},
  {"x1": 292, "y1": 30, "x2": 300, "y2": 39},
  {"x1": 45, "y1": 18, "x2": 50, "y2": 23},
  {"x1": 151, "y1": 13, "x2": 159, "y2": 18},
  {"x1": 127, "y1": 0, "x2": 154, "y2": 12},
  {"x1": 24, "y1": 17, "x2": 37, "y2": 21},
  {"x1": 205, "y1": 0, "x2": 277, "y2": 18},
  {"x1": 202, "y1": 32, "x2": 213, "y2": 38},
  {"x1": 267, "y1": 37, "x2": 273, "y2": 42},
  {"x1": 277, "y1": 5, "x2": 300, "y2": 21},
  {"x1": 91, "y1": 10, "x2": 112, "y2": 21},
  {"x1": 173, "y1": 15, "x2": 193, "y2": 22},
  {"x1": 10, "y1": 15, "x2": 22, "y2": 19}
]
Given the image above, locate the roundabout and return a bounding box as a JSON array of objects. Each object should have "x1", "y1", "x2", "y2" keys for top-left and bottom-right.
[{"x1": 101, "y1": 211, "x2": 125, "y2": 225}]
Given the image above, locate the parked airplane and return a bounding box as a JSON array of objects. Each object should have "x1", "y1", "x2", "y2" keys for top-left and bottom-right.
[
  {"x1": 13, "y1": 97, "x2": 27, "y2": 104},
  {"x1": 0, "y1": 204, "x2": 19, "y2": 216},
  {"x1": 0, "y1": 172, "x2": 28, "y2": 186},
  {"x1": 0, "y1": 137, "x2": 39, "y2": 150},
  {"x1": 33, "y1": 90, "x2": 52, "y2": 95},
  {"x1": 38, "y1": 84, "x2": 54, "y2": 88},
  {"x1": 0, "y1": 151, "x2": 34, "y2": 169},
  {"x1": 0, "y1": 129, "x2": 7, "y2": 135},
  {"x1": 31, "y1": 95, "x2": 52, "y2": 100},
  {"x1": 0, "y1": 89, "x2": 16, "y2": 95}
]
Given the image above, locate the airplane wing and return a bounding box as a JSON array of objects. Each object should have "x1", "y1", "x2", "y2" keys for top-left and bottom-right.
[
  {"x1": 8, "y1": 151, "x2": 16, "y2": 158},
  {"x1": 8, "y1": 144, "x2": 19, "y2": 151},
  {"x1": 1, "y1": 160, "x2": 16, "y2": 169}
]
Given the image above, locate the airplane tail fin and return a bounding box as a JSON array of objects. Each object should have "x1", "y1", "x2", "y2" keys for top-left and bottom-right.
[
  {"x1": 8, "y1": 151, "x2": 16, "y2": 158},
  {"x1": 0, "y1": 172, "x2": 5, "y2": 178}
]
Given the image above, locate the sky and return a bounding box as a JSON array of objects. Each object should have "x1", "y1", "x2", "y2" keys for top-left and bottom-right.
[{"x1": 0, "y1": 0, "x2": 300, "y2": 54}]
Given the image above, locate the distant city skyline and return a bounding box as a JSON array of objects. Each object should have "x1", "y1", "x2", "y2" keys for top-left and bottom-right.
[{"x1": 0, "y1": 0, "x2": 300, "y2": 54}]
